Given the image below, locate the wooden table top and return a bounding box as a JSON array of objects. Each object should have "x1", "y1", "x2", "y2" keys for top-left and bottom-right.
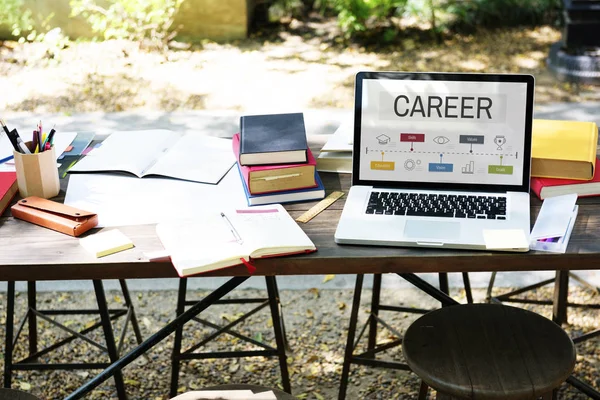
[{"x1": 2, "y1": 166, "x2": 600, "y2": 282}]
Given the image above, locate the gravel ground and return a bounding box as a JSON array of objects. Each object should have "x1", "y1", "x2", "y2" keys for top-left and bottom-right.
[{"x1": 0, "y1": 283, "x2": 598, "y2": 400}]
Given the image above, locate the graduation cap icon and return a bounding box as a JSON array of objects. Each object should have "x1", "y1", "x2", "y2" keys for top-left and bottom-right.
[{"x1": 376, "y1": 134, "x2": 391, "y2": 144}]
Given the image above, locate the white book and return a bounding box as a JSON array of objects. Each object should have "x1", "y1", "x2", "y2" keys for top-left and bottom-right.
[
  {"x1": 320, "y1": 119, "x2": 353, "y2": 153},
  {"x1": 69, "y1": 130, "x2": 235, "y2": 184},
  {"x1": 316, "y1": 151, "x2": 352, "y2": 174},
  {"x1": 156, "y1": 204, "x2": 316, "y2": 277}
]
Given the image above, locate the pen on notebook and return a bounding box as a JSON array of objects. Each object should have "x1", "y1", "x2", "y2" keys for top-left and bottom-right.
[{"x1": 221, "y1": 212, "x2": 243, "y2": 244}]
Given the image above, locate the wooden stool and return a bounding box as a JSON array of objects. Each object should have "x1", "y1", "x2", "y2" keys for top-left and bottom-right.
[
  {"x1": 171, "y1": 384, "x2": 296, "y2": 399},
  {"x1": 402, "y1": 304, "x2": 576, "y2": 400},
  {"x1": 0, "y1": 388, "x2": 41, "y2": 399}
]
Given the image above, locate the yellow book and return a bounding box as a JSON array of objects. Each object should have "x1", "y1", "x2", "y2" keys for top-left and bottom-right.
[
  {"x1": 531, "y1": 119, "x2": 598, "y2": 180},
  {"x1": 80, "y1": 229, "x2": 134, "y2": 258}
]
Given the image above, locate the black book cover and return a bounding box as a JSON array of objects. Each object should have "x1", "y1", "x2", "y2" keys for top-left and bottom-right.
[{"x1": 239, "y1": 113, "x2": 308, "y2": 164}]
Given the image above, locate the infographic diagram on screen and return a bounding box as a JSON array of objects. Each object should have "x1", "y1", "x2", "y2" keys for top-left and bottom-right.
[{"x1": 358, "y1": 79, "x2": 528, "y2": 186}]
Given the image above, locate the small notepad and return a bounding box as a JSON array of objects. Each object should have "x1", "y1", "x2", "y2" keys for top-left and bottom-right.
[
  {"x1": 482, "y1": 229, "x2": 529, "y2": 251},
  {"x1": 80, "y1": 229, "x2": 134, "y2": 258}
]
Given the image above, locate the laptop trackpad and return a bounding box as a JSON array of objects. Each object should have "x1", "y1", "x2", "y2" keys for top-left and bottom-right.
[{"x1": 404, "y1": 220, "x2": 460, "y2": 241}]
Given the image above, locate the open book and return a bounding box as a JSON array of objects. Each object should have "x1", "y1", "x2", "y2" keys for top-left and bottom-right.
[
  {"x1": 69, "y1": 130, "x2": 235, "y2": 184},
  {"x1": 156, "y1": 204, "x2": 316, "y2": 276}
]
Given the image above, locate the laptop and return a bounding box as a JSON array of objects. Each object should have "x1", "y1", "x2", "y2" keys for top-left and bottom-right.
[{"x1": 334, "y1": 71, "x2": 535, "y2": 251}]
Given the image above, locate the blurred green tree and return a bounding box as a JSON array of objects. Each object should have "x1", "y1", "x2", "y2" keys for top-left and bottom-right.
[
  {"x1": 69, "y1": 0, "x2": 184, "y2": 49},
  {"x1": 0, "y1": 0, "x2": 34, "y2": 37}
]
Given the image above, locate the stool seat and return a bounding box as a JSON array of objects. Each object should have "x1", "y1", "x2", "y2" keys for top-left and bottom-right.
[
  {"x1": 402, "y1": 304, "x2": 576, "y2": 400},
  {"x1": 172, "y1": 384, "x2": 295, "y2": 399}
]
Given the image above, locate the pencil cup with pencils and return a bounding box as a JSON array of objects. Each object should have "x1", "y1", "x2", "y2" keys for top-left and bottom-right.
[{"x1": 13, "y1": 141, "x2": 60, "y2": 199}]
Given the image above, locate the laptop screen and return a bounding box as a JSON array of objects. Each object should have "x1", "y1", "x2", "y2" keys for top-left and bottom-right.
[{"x1": 353, "y1": 72, "x2": 534, "y2": 193}]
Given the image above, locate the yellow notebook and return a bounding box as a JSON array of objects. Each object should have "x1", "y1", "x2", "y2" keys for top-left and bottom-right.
[
  {"x1": 80, "y1": 229, "x2": 134, "y2": 258},
  {"x1": 531, "y1": 119, "x2": 598, "y2": 180}
]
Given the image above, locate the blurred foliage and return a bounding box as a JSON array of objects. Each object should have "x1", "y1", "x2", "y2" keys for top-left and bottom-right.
[
  {"x1": 69, "y1": 0, "x2": 184, "y2": 49},
  {"x1": 266, "y1": 0, "x2": 563, "y2": 40},
  {"x1": 0, "y1": 0, "x2": 33, "y2": 37},
  {"x1": 441, "y1": 0, "x2": 563, "y2": 31},
  {"x1": 333, "y1": 0, "x2": 409, "y2": 38}
]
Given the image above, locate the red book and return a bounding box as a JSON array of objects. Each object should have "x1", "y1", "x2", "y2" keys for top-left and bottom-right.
[
  {"x1": 0, "y1": 172, "x2": 18, "y2": 216},
  {"x1": 232, "y1": 133, "x2": 317, "y2": 194},
  {"x1": 531, "y1": 162, "x2": 600, "y2": 200}
]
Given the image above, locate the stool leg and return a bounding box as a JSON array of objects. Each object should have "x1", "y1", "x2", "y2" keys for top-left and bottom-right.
[
  {"x1": 27, "y1": 281, "x2": 38, "y2": 357},
  {"x1": 118, "y1": 279, "x2": 144, "y2": 345},
  {"x1": 338, "y1": 274, "x2": 364, "y2": 400},
  {"x1": 170, "y1": 278, "x2": 187, "y2": 398},
  {"x1": 540, "y1": 390, "x2": 555, "y2": 400},
  {"x1": 3, "y1": 281, "x2": 15, "y2": 389},
  {"x1": 265, "y1": 276, "x2": 291, "y2": 393},
  {"x1": 553, "y1": 271, "x2": 569, "y2": 325},
  {"x1": 367, "y1": 274, "x2": 382, "y2": 354},
  {"x1": 418, "y1": 380, "x2": 429, "y2": 400},
  {"x1": 93, "y1": 280, "x2": 128, "y2": 400}
]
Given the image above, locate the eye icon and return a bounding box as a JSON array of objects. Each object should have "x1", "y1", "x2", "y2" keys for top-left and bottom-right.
[{"x1": 433, "y1": 136, "x2": 450, "y2": 144}]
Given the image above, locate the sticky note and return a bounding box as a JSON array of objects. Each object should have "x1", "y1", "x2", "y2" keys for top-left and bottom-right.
[
  {"x1": 483, "y1": 229, "x2": 529, "y2": 251},
  {"x1": 80, "y1": 229, "x2": 134, "y2": 258}
]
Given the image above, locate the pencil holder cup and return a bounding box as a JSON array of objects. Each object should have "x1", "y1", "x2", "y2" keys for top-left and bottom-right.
[{"x1": 13, "y1": 141, "x2": 60, "y2": 199}]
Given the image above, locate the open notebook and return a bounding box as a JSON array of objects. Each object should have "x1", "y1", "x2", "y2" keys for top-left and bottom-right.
[
  {"x1": 156, "y1": 204, "x2": 316, "y2": 276},
  {"x1": 69, "y1": 130, "x2": 235, "y2": 184}
]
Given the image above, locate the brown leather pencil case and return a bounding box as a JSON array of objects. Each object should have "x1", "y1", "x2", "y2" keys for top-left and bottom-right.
[{"x1": 11, "y1": 196, "x2": 98, "y2": 237}]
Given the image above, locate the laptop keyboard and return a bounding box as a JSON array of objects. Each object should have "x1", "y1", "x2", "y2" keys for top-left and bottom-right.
[{"x1": 365, "y1": 191, "x2": 507, "y2": 220}]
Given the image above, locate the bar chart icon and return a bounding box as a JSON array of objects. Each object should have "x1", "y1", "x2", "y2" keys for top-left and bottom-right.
[{"x1": 462, "y1": 161, "x2": 475, "y2": 174}]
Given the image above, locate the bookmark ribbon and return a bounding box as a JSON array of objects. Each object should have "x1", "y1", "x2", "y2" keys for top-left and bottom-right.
[{"x1": 240, "y1": 258, "x2": 256, "y2": 274}]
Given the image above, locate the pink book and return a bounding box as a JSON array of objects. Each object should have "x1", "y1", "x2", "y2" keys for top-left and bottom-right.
[{"x1": 232, "y1": 133, "x2": 317, "y2": 194}]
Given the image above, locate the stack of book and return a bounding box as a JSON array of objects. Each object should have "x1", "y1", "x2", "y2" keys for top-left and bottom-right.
[
  {"x1": 530, "y1": 119, "x2": 599, "y2": 200},
  {"x1": 233, "y1": 112, "x2": 325, "y2": 206},
  {"x1": 316, "y1": 118, "x2": 353, "y2": 174}
]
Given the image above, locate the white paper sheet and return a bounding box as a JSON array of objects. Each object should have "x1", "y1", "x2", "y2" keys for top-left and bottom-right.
[
  {"x1": 0, "y1": 131, "x2": 77, "y2": 171},
  {"x1": 170, "y1": 390, "x2": 266, "y2": 400},
  {"x1": 64, "y1": 167, "x2": 248, "y2": 227},
  {"x1": 530, "y1": 193, "x2": 578, "y2": 240},
  {"x1": 147, "y1": 134, "x2": 236, "y2": 184},
  {"x1": 170, "y1": 390, "x2": 253, "y2": 400}
]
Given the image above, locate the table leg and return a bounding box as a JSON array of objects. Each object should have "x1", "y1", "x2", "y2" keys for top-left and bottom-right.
[
  {"x1": 265, "y1": 276, "x2": 291, "y2": 393},
  {"x1": 118, "y1": 279, "x2": 144, "y2": 346},
  {"x1": 27, "y1": 281, "x2": 37, "y2": 357},
  {"x1": 367, "y1": 274, "x2": 382, "y2": 355},
  {"x1": 338, "y1": 274, "x2": 364, "y2": 400},
  {"x1": 553, "y1": 270, "x2": 569, "y2": 325},
  {"x1": 3, "y1": 281, "x2": 15, "y2": 388},
  {"x1": 169, "y1": 278, "x2": 188, "y2": 398},
  {"x1": 397, "y1": 273, "x2": 459, "y2": 307},
  {"x1": 438, "y1": 273, "x2": 449, "y2": 296},
  {"x1": 93, "y1": 280, "x2": 128, "y2": 400},
  {"x1": 566, "y1": 376, "x2": 600, "y2": 400},
  {"x1": 65, "y1": 276, "x2": 249, "y2": 400}
]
